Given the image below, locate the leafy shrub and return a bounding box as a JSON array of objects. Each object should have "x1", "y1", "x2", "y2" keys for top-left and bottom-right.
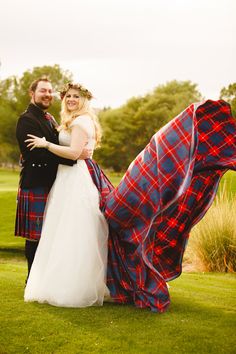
[{"x1": 187, "y1": 189, "x2": 236, "y2": 272}]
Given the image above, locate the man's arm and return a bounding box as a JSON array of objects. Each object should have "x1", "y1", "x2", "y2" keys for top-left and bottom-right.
[{"x1": 17, "y1": 117, "x2": 90, "y2": 165}]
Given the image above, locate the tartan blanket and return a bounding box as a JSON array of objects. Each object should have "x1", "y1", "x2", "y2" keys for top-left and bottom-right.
[{"x1": 86, "y1": 99, "x2": 236, "y2": 313}]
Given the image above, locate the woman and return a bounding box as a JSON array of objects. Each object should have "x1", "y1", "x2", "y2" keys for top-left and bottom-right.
[
  {"x1": 25, "y1": 83, "x2": 236, "y2": 312},
  {"x1": 24, "y1": 83, "x2": 110, "y2": 307}
]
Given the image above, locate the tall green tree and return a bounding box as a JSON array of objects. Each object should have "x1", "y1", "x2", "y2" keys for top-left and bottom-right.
[
  {"x1": 0, "y1": 65, "x2": 72, "y2": 164},
  {"x1": 220, "y1": 83, "x2": 236, "y2": 118},
  {"x1": 96, "y1": 80, "x2": 202, "y2": 171}
]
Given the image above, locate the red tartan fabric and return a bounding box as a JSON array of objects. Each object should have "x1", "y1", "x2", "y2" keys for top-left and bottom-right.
[
  {"x1": 105, "y1": 100, "x2": 236, "y2": 312},
  {"x1": 44, "y1": 112, "x2": 58, "y2": 128},
  {"x1": 87, "y1": 100, "x2": 236, "y2": 313},
  {"x1": 44, "y1": 113, "x2": 52, "y2": 121},
  {"x1": 15, "y1": 187, "x2": 49, "y2": 240},
  {"x1": 86, "y1": 160, "x2": 114, "y2": 210}
]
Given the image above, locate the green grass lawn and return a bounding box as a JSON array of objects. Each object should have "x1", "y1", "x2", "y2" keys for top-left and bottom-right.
[
  {"x1": 0, "y1": 168, "x2": 20, "y2": 191},
  {"x1": 1, "y1": 168, "x2": 236, "y2": 353},
  {"x1": 1, "y1": 263, "x2": 235, "y2": 354}
]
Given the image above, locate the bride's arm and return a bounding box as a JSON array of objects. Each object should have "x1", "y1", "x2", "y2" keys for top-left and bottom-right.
[{"x1": 25, "y1": 125, "x2": 89, "y2": 160}]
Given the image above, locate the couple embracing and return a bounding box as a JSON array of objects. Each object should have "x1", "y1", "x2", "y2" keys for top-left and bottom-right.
[{"x1": 15, "y1": 77, "x2": 236, "y2": 313}]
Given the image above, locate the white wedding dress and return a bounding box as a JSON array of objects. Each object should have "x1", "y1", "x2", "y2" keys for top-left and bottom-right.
[{"x1": 24, "y1": 115, "x2": 109, "y2": 307}]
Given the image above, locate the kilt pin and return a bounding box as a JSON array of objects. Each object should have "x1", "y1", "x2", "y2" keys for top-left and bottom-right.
[{"x1": 86, "y1": 100, "x2": 236, "y2": 312}]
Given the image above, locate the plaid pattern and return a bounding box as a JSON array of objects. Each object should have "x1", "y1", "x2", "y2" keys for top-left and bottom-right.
[
  {"x1": 44, "y1": 112, "x2": 58, "y2": 129},
  {"x1": 15, "y1": 187, "x2": 49, "y2": 240},
  {"x1": 85, "y1": 159, "x2": 114, "y2": 210},
  {"x1": 87, "y1": 100, "x2": 236, "y2": 313}
]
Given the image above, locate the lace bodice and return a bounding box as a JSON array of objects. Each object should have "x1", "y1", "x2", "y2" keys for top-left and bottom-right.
[{"x1": 59, "y1": 115, "x2": 96, "y2": 150}]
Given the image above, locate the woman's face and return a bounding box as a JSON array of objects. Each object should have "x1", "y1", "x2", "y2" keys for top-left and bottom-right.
[{"x1": 65, "y1": 88, "x2": 80, "y2": 112}]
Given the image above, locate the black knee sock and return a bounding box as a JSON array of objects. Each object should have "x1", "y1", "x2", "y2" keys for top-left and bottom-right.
[{"x1": 25, "y1": 240, "x2": 39, "y2": 282}]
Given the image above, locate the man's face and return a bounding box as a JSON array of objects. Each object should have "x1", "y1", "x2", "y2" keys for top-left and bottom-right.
[{"x1": 30, "y1": 81, "x2": 53, "y2": 110}]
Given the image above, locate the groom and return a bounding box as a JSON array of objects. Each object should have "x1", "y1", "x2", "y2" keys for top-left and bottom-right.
[{"x1": 15, "y1": 77, "x2": 90, "y2": 282}]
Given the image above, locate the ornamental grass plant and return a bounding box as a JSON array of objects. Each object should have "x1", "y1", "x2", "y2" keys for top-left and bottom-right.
[{"x1": 188, "y1": 187, "x2": 236, "y2": 272}]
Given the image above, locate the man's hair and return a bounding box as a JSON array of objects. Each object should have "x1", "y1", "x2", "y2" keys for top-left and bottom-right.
[{"x1": 29, "y1": 77, "x2": 51, "y2": 92}]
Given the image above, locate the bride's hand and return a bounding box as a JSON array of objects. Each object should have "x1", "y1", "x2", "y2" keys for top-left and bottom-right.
[{"x1": 25, "y1": 134, "x2": 48, "y2": 150}]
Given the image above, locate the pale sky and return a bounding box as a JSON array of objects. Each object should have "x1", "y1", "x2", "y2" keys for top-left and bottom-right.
[{"x1": 0, "y1": 0, "x2": 235, "y2": 108}]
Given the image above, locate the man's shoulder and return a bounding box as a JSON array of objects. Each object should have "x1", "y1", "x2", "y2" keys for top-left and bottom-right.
[
  {"x1": 18, "y1": 105, "x2": 39, "y2": 121},
  {"x1": 17, "y1": 109, "x2": 39, "y2": 130},
  {"x1": 19, "y1": 106, "x2": 33, "y2": 118},
  {"x1": 19, "y1": 104, "x2": 45, "y2": 120},
  {"x1": 18, "y1": 111, "x2": 28, "y2": 121}
]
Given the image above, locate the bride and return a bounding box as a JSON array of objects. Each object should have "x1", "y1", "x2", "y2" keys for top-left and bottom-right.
[{"x1": 24, "y1": 83, "x2": 110, "y2": 307}]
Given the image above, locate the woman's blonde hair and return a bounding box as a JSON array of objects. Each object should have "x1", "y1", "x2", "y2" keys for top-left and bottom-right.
[{"x1": 58, "y1": 83, "x2": 102, "y2": 146}]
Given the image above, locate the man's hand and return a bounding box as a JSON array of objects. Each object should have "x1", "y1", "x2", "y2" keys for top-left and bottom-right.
[{"x1": 79, "y1": 148, "x2": 93, "y2": 160}]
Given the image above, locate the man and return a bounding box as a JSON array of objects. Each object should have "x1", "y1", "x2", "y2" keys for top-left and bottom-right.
[{"x1": 15, "y1": 77, "x2": 89, "y2": 282}]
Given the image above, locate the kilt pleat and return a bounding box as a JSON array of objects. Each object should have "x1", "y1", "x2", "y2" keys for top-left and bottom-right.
[{"x1": 15, "y1": 187, "x2": 49, "y2": 240}]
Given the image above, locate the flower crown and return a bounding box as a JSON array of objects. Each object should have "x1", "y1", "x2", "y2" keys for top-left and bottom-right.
[{"x1": 59, "y1": 83, "x2": 93, "y2": 100}]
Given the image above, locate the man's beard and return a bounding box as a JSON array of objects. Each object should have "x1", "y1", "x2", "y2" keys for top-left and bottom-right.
[{"x1": 34, "y1": 98, "x2": 52, "y2": 110}]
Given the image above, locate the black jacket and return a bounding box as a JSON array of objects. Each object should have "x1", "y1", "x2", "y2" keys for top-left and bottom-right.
[{"x1": 16, "y1": 103, "x2": 74, "y2": 189}]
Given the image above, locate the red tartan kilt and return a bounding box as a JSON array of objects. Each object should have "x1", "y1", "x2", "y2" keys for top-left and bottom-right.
[{"x1": 15, "y1": 187, "x2": 49, "y2": 240}]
